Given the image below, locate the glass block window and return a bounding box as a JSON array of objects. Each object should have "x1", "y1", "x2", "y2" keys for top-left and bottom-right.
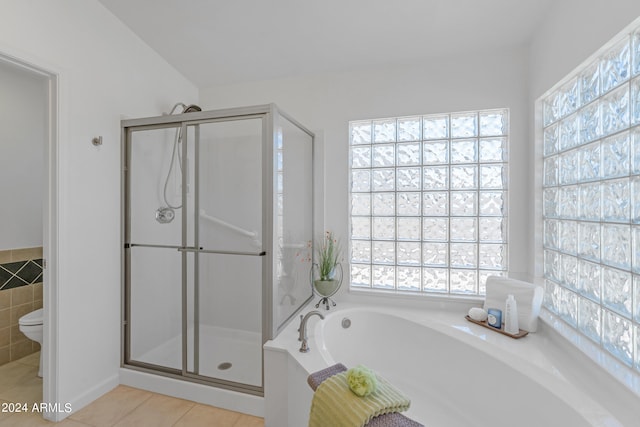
[
  {"x1": 541, "y1": 23, "x2": 640, "y2": 371},
  {"x1": 349, "y1": 109, "x2": 509, "y2": 296}
]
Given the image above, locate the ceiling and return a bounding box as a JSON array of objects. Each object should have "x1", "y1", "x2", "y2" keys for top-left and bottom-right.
[{"x1": 99, "y1": 0, "x2": 554, "y2": 89}]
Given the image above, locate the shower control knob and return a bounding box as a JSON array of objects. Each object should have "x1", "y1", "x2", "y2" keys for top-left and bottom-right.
[{"x1": 156, "y1": 207, "x2": 175, "y2": 224}]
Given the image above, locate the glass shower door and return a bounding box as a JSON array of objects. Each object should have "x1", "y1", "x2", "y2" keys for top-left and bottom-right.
[
  {"x1": 126, "y1": 125, "x2": 188, "y2": 372},
  {"x1": 185, "y1": 117, "x2": 264, "y2": 389}
]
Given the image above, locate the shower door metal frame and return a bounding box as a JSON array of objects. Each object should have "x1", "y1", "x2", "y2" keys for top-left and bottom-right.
[
  {"x1": 178, "y1": 114, "x2": 267, "y2": 394},
  {"x1": 121, "y1": 104, "x2": 315, "y2": 396}
]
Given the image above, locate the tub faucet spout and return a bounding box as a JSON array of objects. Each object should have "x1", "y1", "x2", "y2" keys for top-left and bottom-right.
[{"x1": 298, "y1": 310, "x2": 325, "y2": 353}]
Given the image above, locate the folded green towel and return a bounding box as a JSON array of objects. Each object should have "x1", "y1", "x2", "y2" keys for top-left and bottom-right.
[
  {"x1": 308, "y1": 371, "x2": 411, "y2": 427},
  {"x1": 347, "y1": 365, "x2": 378, "y2": 397}
]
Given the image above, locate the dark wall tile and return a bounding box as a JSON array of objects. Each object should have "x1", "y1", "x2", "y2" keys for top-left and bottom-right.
[
  {"x1": 2, "y1": 261, "x2": 26, "y2": 274},
  {"x1": 0, "y1": 258, "x2": 43, "y2": 290},
  {"x1": 17, "y1": 261, "x2": 41, "y2": 284}
]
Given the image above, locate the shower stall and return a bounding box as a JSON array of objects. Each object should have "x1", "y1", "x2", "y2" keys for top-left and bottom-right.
[{"x1": 121, "y1": 104, "x2": 314, "y2": 395}]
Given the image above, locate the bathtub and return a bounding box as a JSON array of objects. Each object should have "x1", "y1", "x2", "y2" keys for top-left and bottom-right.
[{"x1": 264, "y1": 301, "x2": 639, "y2": 427}]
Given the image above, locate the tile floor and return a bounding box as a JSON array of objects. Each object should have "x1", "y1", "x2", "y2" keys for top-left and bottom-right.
[{"x1": 0, "y1": 352, "x2": 265, "y2": 426}]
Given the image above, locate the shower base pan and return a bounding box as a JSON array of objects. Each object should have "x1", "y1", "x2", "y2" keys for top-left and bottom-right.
[{"x1": 134, "y1": 325, "x2": 262, "y2": 387}]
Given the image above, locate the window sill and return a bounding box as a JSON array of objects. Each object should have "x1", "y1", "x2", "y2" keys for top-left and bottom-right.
[{"x1": 345, "y1": 286, "x2": 484, "y2": 310}]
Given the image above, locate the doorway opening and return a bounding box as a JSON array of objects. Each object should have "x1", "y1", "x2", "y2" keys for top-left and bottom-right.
[{"x1": 0, "y1": 52, "x2": 58, "y2": 421}]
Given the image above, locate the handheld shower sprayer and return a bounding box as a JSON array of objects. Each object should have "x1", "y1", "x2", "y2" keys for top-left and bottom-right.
[{"x1": 156, "y1": 102, "x2": 202, "y2": 223}]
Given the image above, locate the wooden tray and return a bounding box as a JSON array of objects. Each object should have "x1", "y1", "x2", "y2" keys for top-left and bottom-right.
[{"x1": 465, "y1": 315, "x2": 529, "y2": 339}]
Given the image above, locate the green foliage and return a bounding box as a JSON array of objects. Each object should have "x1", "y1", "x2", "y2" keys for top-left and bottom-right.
[{"x1": 317, "y1": 231, "x2": 340, "y2": 280}]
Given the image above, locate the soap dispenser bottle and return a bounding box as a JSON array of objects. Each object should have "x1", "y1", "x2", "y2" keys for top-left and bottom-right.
[{"x1": 504, "y1": 294, "x2": 519, "y2": 335}]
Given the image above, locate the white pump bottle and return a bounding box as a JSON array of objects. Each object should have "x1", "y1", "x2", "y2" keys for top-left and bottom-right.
[{"x1": 504, "y1": 294, "x2": 519, "y2": 335}]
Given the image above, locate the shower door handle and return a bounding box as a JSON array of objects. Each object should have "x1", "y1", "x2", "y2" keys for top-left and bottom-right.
[
  {"x1": 198, "y1": 249, "x2": 266, "y2": 256},
  {"x1": 177, "y1": 246, "x2": 202, "y2": 252},
  {"x1": 178, "y1": 247, "x2": 265, "y2": 256}
]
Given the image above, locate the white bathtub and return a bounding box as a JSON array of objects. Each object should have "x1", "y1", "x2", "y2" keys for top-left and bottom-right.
[{"x1": 264, "y1": 302, "x2": 638, "y2": 427}]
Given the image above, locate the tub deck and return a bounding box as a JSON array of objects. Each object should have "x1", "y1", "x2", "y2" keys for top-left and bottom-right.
[{"x1": 264, "y1": 300, "x2": 640, "y2": 427}]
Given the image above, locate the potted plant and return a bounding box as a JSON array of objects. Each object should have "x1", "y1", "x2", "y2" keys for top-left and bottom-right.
[{"x1": 314, "y1": 231, "x2": 342, "y2": 297}]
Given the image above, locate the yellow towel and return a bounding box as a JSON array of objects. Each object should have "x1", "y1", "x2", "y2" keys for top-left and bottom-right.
[{"x1": 308, "y1": 372, "x2": 411, "y2": 427}]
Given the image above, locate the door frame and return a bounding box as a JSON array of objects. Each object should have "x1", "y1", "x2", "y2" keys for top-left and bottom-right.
[{"x1": 0, "y1": 52, "x2": 59, "y2": 421}]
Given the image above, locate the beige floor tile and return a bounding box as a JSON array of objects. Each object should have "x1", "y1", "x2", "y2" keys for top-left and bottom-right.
[
  {"x1": 174, "y1": 404, "x2": 242, "y2": 427},
  {"x1": 0, "y1": 410, "x2": 90, "y2": 427},
  {"x1": 56, "y1": 418, "x2": 93, "y2": 426},
  {"x1": 15, "y1": 351, "x2": 40, "y2": 368},
  {"x1": 113, "y1": 393, "x2": 194, "y2": 427},
  {"x1": 0, "y1": 412, "x2": 48, "y2": 427},
  {"x1": 0, "y1": 399, "x2": 12, "y2": 424},
  {"x1": 0, "y1": 361, "x2": 38, "y2": 394},
  {"x1": 0, "y1": 375, "x2": 42, "y2": 406},
  {"x1": 233, "y1": 414, "x2": 264, "y2": 427},
  {"x1": 0, "y1": 375, "x2": 266, "y2": 427},
  {"x1": 69, "y1": 385, "x2": 153, "y2": 427}
]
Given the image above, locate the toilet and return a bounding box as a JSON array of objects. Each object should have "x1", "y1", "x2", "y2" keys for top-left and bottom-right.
[{"x1": 18, "y1": 308, "x2": 43, "y2": 377}]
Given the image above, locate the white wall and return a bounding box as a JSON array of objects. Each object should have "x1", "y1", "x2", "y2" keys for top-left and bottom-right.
[
  {"x1": 201, "y1": 46, "x2": 532, "y2": 292},
  {"x1": 0, "y1": 61, "x2": 47, "y2": 251},
  {"x1": 529, "y1": 0, "x2": 640, "y2": 101},
  {"x1": 0, "y1": 0, "x2": 197, "y2": 419},
  {"x1": 528, "y1": 0, "x2": 640, "y2": 277}
]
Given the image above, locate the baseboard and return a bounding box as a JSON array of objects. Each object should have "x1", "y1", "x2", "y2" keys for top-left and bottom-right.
[{"x1": 46, "y1": 374, "x2": 119, "y2": 422}]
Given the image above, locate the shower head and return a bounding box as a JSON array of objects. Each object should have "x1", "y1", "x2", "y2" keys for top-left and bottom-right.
[
  {"x1": 167, "y1": 102, "x2": 202, "y2": 115},
  {"x1": 183, "y1": 104, "x2": 202, "y2": 113}
]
